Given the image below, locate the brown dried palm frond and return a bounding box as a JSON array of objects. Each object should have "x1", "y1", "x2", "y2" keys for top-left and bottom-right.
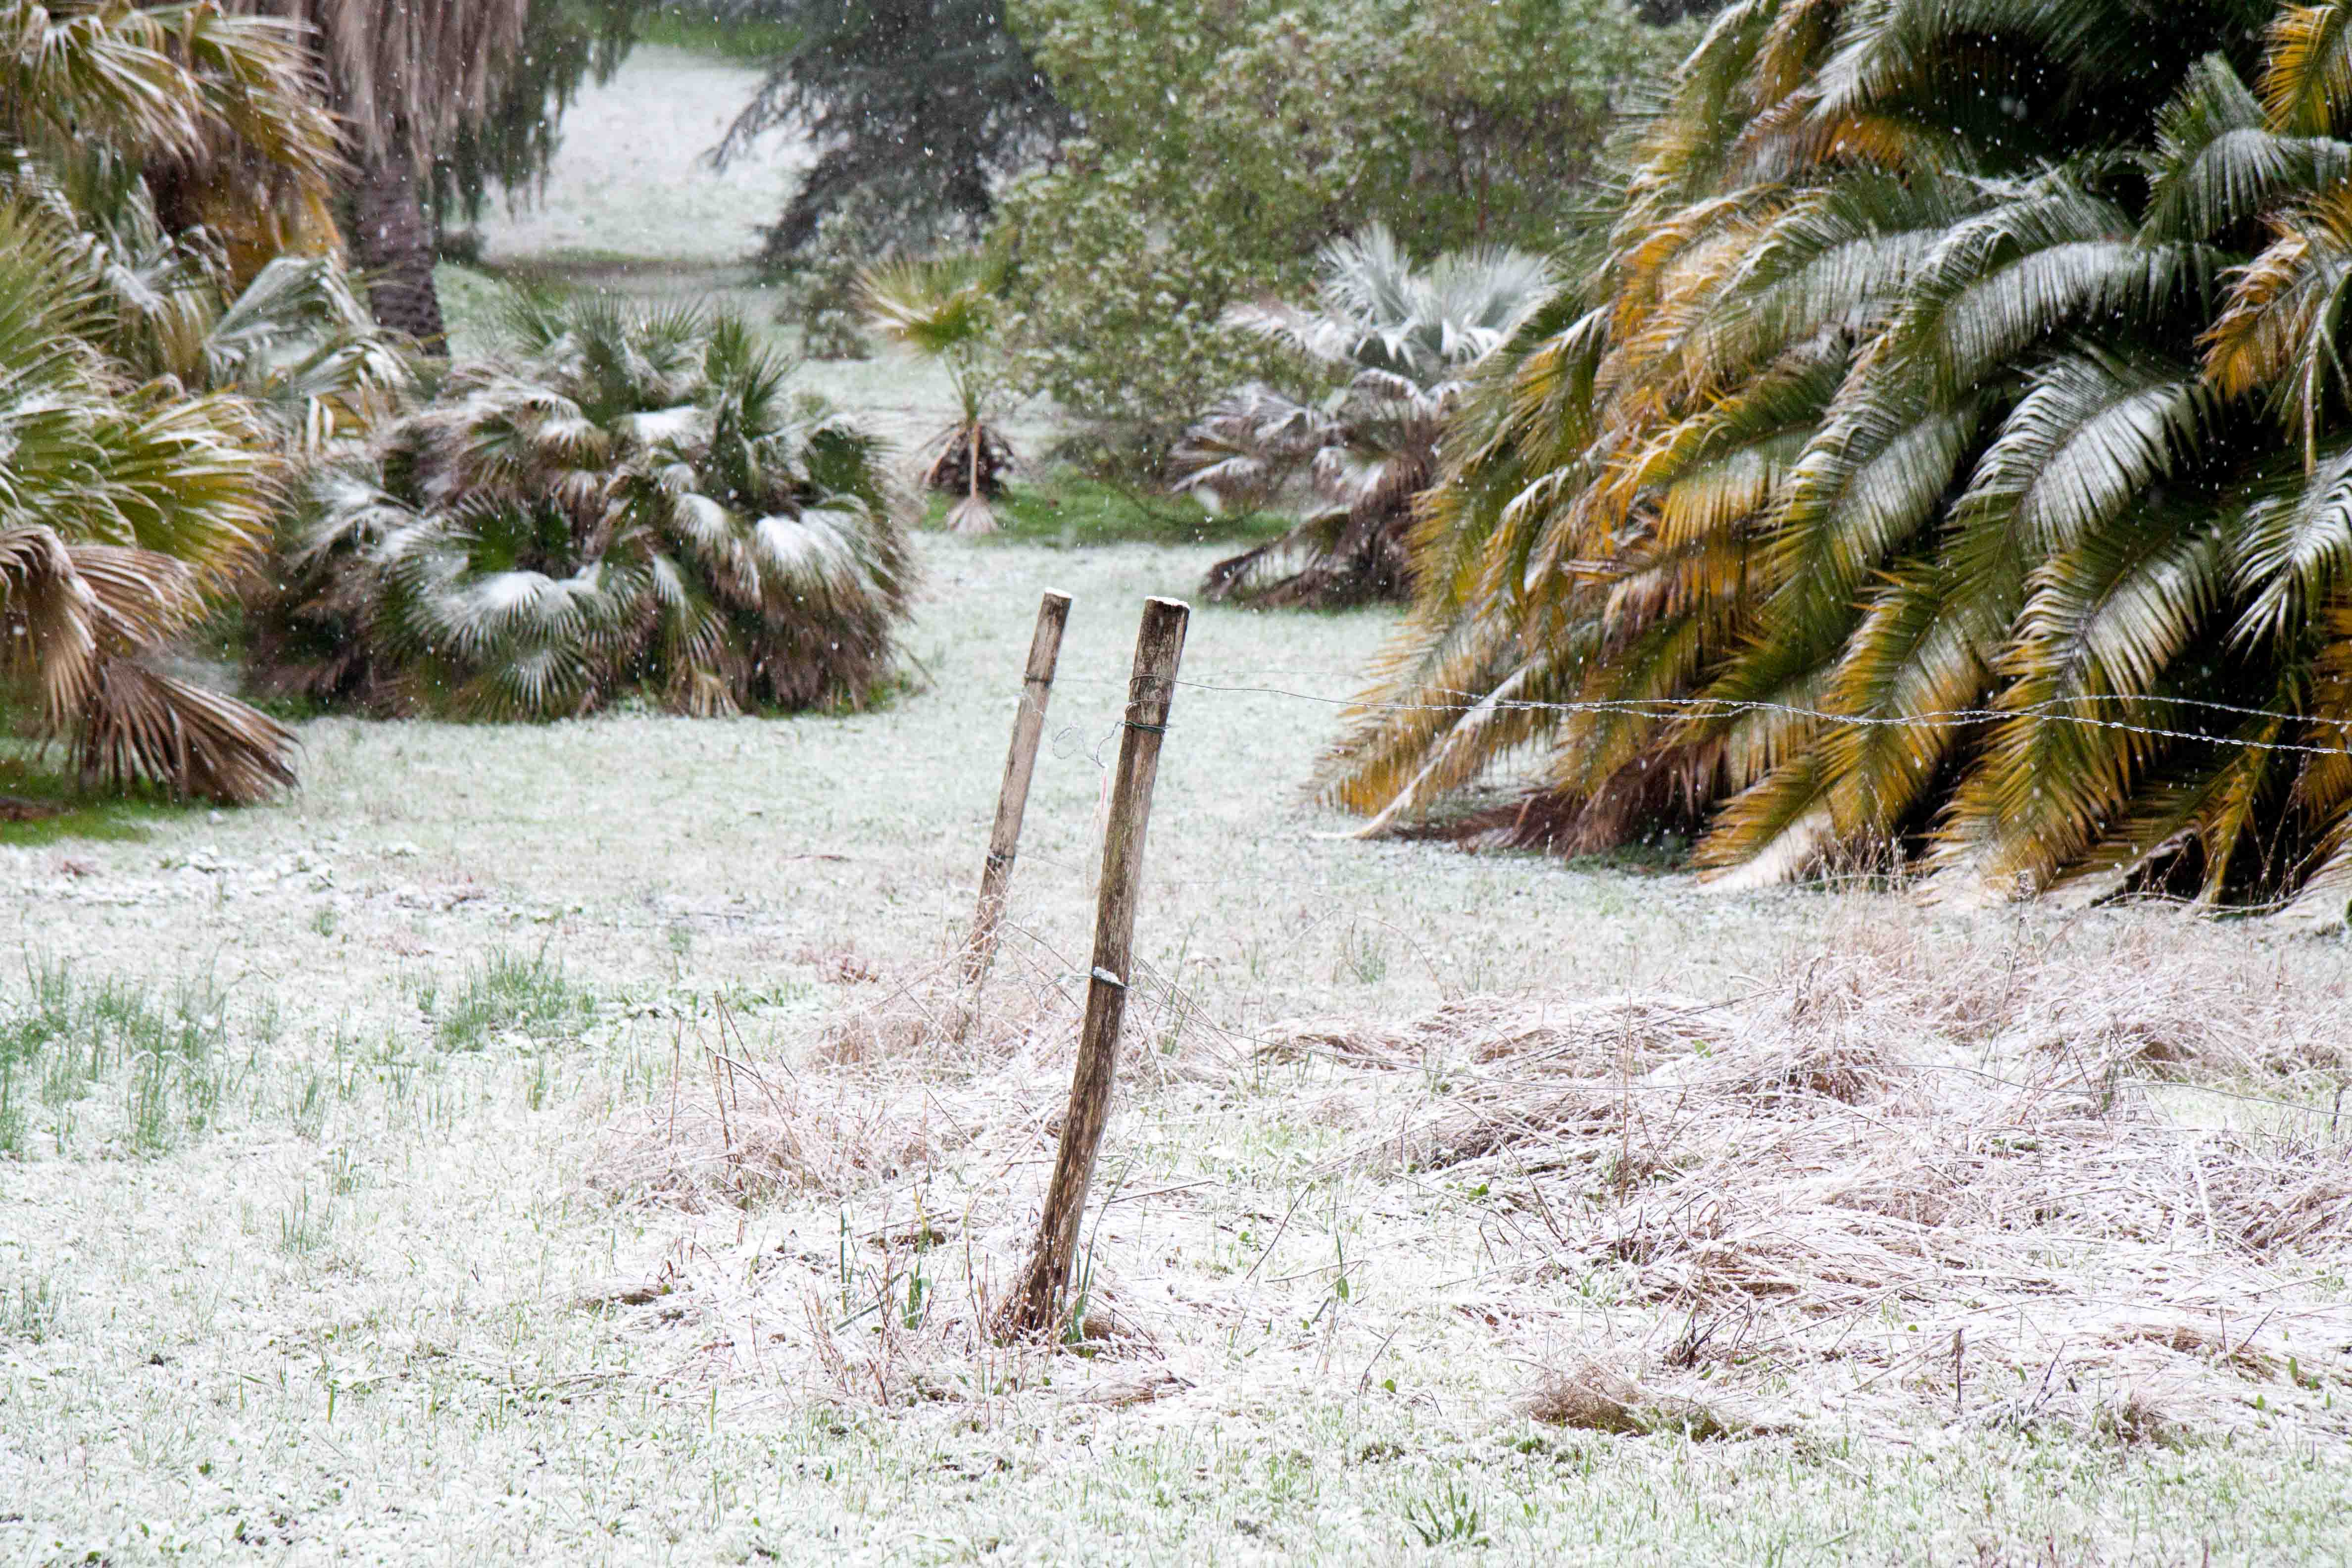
[
  {"x1": 73, "y1": 656, "x2": 294, "y2": 802},
  {"x1": 0, "y1": 186, "x2": 297, "y2": 804},
  {"x1": 224, "y1": 0, "x2": 529, "y2": 171},
  {"x1": 0, "y1": 529, "x2": 294, "y2": 803}
]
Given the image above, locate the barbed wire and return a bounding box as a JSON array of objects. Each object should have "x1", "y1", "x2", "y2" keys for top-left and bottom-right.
[{"x1": 1141, "y1": 680, "x2": 2352, "y2": 760}]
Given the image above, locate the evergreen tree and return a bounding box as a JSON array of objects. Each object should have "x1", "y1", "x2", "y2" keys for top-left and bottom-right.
[{"x1": 711, "y1": 0, "x2": 1073, "y2": 261}]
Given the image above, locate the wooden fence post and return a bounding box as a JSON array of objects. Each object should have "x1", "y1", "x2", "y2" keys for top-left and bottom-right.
[
  {"x1": 998, "y1": 596, "x2": 1189, "y2": 1339},
  {"x1": 962, "y1": 590, "x2": 1072, "y2": 984}
]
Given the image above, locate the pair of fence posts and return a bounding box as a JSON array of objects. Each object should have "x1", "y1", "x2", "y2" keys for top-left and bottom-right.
[{"x1": 958, "y1": 590, "x2": 1190, "y2": 1340}]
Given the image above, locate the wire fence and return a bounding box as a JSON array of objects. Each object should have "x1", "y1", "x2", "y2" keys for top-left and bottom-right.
[
  {"x1": 1147, "y1": 679, "x2": 2352, "y2": 759},
  {"x1": 913, "y1": 605, "x2": 2352, "y2": 1143}
]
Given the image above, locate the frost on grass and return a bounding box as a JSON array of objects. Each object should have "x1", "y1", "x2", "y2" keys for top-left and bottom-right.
[
  {"x1": 1275, "y1": 924, "x2": 2352, "y2": 1439},
  {"x1": 584, "y1": 922, "x2": 2352, "y2": 1443},
  {"x1": 582, "y1": 944, "x2": 1236, "y2": 1403}
]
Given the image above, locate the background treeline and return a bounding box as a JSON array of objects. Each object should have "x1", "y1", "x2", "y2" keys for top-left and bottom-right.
[{"x1": 720, "y1": 0, "x2": 1706, "y2": 466}]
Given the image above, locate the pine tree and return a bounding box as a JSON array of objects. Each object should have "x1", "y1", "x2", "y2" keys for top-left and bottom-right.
[{"x1": 712, "y1": 0, "x2": 1072, "y2": 261}]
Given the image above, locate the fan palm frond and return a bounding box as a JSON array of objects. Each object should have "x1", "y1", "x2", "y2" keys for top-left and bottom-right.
[
  {"x1": 1185, "y1": 229, "x2": 1553, "y2": 606},
  {"x1": 257, "y1": 294, "x2": 916, "y2": 721}
]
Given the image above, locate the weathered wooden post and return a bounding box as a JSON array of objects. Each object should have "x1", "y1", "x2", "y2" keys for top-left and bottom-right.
[
  {"x1": 962, "y1": 590, "x2": 1073, "y2": 984},
  {"x1": 998, "y1": 596, "x2": 1189, "y2": 1339}
]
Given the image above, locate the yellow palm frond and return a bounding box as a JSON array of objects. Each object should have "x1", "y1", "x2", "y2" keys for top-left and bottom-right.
[{"x1": 2261, "y1": 0, "x2": 2352, "y2": 135}]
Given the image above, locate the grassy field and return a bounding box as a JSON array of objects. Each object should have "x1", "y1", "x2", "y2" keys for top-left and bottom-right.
[
  {"x1": 3, "y1": 40, "x2": 2350, "y2": 1568},
  {"x1": 3, "y1": 535, "x2": 2349, "y2": 1564}
]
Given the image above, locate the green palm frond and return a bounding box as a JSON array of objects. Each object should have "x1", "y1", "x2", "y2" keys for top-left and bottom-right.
[
  {"x1": 2143, "y1": 53, "x2": 2352, "y2": 243},
  {"x1": 1230, "y1": 225, "x2": 1553, "y2": 387},
  {"x1": 2234, "y1": 440, "x2": 2352, "y2": 644},
  {"x1": 1938, "y1": 496, "x2": 2232, "y2": 891},
  {"x1": 0, "y1": 0, "x2": 337, "y2": 183},
  {"x1": 857, "y1": 249, "x2": 1004, "y2": 361},
  {"x1": 1323, "y1": 0, "x2": 2352, "y2": 908}
]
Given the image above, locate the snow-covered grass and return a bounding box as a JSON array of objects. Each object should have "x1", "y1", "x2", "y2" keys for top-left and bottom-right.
[
  {"x1": 5, "y1": 40, "x2": 2350, "y2": 1568},
  {"x1": 4, "y1": 536, "x2": 2352, "y2": 1564},
  {"x1": 466, "y1": 46, "x2": 800, "y2": 268}
]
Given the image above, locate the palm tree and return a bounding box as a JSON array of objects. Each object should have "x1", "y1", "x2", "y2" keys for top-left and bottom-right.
[
  {"x1": 3, "y1": 2, "x2": 340, "y2": 199},
  {"x1": 0, "y1": 195, "x2": 296, "y2": 802},
  {"x1": 858, "y1": 249, "x2": 1015, "y2": 533},
  {"x1": 0, "y1": 0, "x2": 368, "y2": 803},
  {"x1": 1324, "y1": 0, "x2": 2352, "y2": 916},
  {"x1": 257, "y1": 294, "x2": 917, "y2": 718},
  {"x1": 233, "y1": 0, "x2": 533, "y2": 346},
  {"x1": 1174, "y1": 226, "x2": 1552, "y2": 606}
]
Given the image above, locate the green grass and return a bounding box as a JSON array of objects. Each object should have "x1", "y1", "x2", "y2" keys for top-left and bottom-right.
[
  {"x1": 635, "y1": 7, "x2": 802, "y2": 61},
  {"x1": 0, "y1": 752, "x2": 195, "y2": 847},
  {"x1": 939, "y1": 476, "x2": 1292, "y2": 549},
  {"x1": 422, "y1": 949, "x2": 599, "y2": 1052},
  {"x1": 0, "y1": 959, "x2": 238, "y2": 1157},
  {"x1": 2, "y1": 1274, "x2": 61, "y2": 1342}
]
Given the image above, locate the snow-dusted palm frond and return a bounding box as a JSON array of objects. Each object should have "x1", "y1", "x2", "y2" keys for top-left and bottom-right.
[
  {"x1": 1170, "y1": 384, "x2": 1340, "y2": 515},
  {"x1": 1224, "y1": 224, "x2": 1554, "y2": 388},
  {"x1": 257, "y1": 294, "x2": 917, "y2": 720},
  {"x1": 1185, "y1": 229, "x2": 1548, "y2": 606}
]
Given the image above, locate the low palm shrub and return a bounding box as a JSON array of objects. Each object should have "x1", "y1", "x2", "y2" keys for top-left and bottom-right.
[
  {"x1": 256, "y1": 296, "x2": 917, "y2": 719},
  {"x1": 0, "y1": 0, "x2": 369, "y2": 805},
  {"x1": 1173, "y1": 227, "x2": 1550, "y2": 606},
  {"x1": 859, "y1": 249, "x2": 1017, "y2": 533}
]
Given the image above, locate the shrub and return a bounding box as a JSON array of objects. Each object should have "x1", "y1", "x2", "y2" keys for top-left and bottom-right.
[
  {"x1": 994, "y1": 0, "x2": 1687, "y2": 469},
  {"x1": 254, "y1": 295, "x2": 917, "y2": 719}
]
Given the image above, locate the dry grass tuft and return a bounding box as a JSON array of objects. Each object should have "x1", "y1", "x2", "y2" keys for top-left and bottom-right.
[
  {"x1": 1276, "y1": 926, "x2": 2352, "y2": 1429},
  {"x1": 585, "y1": 922, "x2": 2351, "y2": 1440},
  {"x1": 810, "y1": 964, "x2": 1076, "y2": 1070},
  {"x1": 583, "y1": 944, "x2": 1228, "y2": 1407},
  {"x1": 1524, "y1": 1359, "x2": 1774, "y2": 1440},
  {"x1": 593, "y1": 960, "x2": 1093, "y2": 1209},
  {"x1": 1524, "y1": 1360, "x2": 1657, "y2": 1433}
]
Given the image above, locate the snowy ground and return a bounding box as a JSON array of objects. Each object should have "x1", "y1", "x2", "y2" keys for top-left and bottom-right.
[
  {"x1": 6, "y1": 536, "x2": 2351, "y2": 1564},
  {"x1": 3, "y1": 40, "x2": 2350, "y2": 1568}
]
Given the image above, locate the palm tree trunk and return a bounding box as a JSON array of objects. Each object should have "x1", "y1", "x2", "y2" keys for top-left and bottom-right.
[{"x1": 351, "y1": 149, "x2": 447, "y2": 352}]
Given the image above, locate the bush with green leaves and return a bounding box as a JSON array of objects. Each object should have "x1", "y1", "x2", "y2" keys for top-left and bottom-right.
[
  {"x1": 995, "y1": 0, "x2": 1686, "y2": 469},
  {"x1": 256, "y1": 295, "x2": 917, "y2": 720},
  {"x1": 993, "y1": 147, "x2": 1307, "y2": 474}
]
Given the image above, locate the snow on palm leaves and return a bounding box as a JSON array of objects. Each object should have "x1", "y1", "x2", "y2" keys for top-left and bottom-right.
[
  {"x1": 1175, "y1": 225, "x2": 1551, "y2": 607},
  {"x1": 261, "y1": 297, "x2": 916, "y2": 719}
]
